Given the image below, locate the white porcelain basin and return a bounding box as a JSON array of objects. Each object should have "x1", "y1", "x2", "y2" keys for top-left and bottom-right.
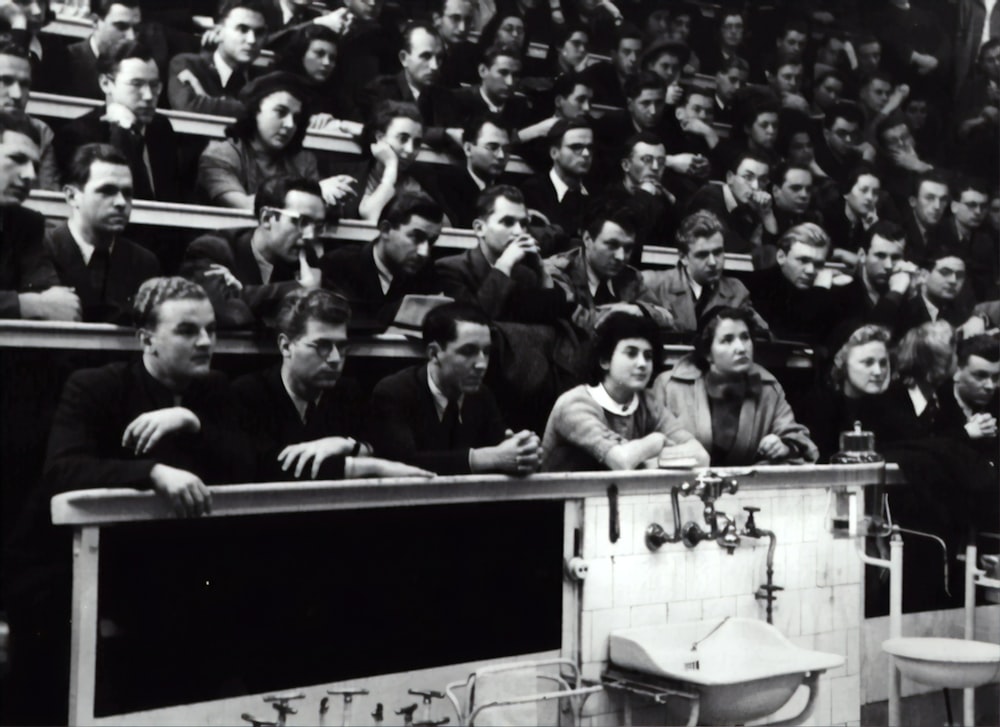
[
  {"x1": 883, "y1": 637, "x2": 1000, "y2": 689},
  {"x1": 610, "y1": 617, "x2": 844, "y2": 725}
]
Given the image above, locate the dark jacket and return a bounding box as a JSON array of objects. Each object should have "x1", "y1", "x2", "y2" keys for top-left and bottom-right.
[
  {"x1": 319, "y1": 239, "x2": 443, "y2": 331},
  {"x1": 367, "y1": 363, "x2": 506, "y2": 475},
  {"x1": 167, "y1": 51, "x2": 250, "y2": 117},
  {"x1": 359, "y1": 71, "x2": 453, "y2": 149},
  {"x1": 687, "y1": 183, "x2": 761, "y2": 255},
  {"x1": 444, "y1": 86, "x2": 534, "y2": 133},
  {"x1": 521, "y1": 171, "x2": 589, "y2": 249},
  {"x1": 746, "y1": 265, "x2": 837, "y2": 344},
  {"x1": 43, "y1": 223, "x2": 160, "y2": 324},
  {"x1": 934, "y1": 384, "x2": 998, "y2": 468},
  {"x1": 0, "y1": 205, "x2": 61, "y2": 318},
  {"x1": 831, "y1": 276, "x2": 907, "y2": 340},
  {"x1": 54, "y1": 108, "x2": 182, "y2": 201},
  {"x1": 232, "y1": 364, "x2": 368, "y2": 481},
  {"x1": 63, "y1": 39, "x2": 102, "y2": 99}
]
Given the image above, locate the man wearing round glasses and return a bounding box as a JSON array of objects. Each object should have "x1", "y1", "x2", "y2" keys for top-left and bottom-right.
[{"x1": 183, "y1": 175, "x2": 325, "y2": 321}]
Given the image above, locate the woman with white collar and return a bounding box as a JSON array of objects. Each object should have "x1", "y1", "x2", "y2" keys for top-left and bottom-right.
[{"x1": 541, "y1": 312, "x2": 709, "y2": 472}]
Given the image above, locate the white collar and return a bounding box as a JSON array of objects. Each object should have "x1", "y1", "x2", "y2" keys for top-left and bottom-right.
[
  {"x1": 586, "y1": 383, "x2": 639, "y2": 416},
  {"x1": 922, "y1": 292, "x2": 941, "y2": 321},
  {"x1": 279, "y1": 0, "x2": 296, "y2": 24},
  {"x1": 372, "y1": 242, "x2": 394, "y2": 294},
  {"x1": 549, "y1": 167, "x2": 588, "y2": 203},
  {"x1": 722, "y1": 183, "x2": 739, "y2": 213},
  {"x1": 89, "y1": 35, "x2": 101, "y2": 60},
  {"x1": 407, "y1": 78, "x2": 422, "y2": 102},
  {"x1": 66, "y1": 220, "x2": 112, "y2": 265},
  {"x1": 251, "y1": 239, "x2": 274, "y2": 284},
  {"x1": 467, "y1": 165, "x2": 489, "y2": 191},
  {"x1": 683, "y1": 264, "x2": 704, "y2": 299},
  {"x1": 427, "y1": 366, "x2": 463, "y2": 421},
  {"x1": 586, "y1": 259, "x2": 608, "y2": 296},
  {"x1": 479, "y1": 86, "x2": 503, "y2": 113},
  {"x1": 907, "y1": 384, "x2": 929, "y2": 416},
  {"x1": 213, "y1": 49, "x2": 237, "y2": 88}
]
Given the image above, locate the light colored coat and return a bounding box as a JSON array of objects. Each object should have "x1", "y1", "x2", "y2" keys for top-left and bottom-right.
[
  {"x1": 639, "y1": 266, "x2": 770, "y2": 334},
  {"x1": 652, "y1": 355, "x2": 818, "y2": 465}
]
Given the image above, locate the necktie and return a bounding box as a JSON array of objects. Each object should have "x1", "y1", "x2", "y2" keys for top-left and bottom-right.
[
  {"x1": 442, "y1": 400, "x2": 460, "y2": 446},
  {"x1": 593, "y1": 281, "x2": 615, "y2": 306},
  {"x1": 88, "y1": 244, "x2": 111, "y2": 302},
  {"x1": 303, "y1": 399, "x2": 318, "y2": 428}
]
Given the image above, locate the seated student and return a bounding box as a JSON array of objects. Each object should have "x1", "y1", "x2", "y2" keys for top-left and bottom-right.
[
  {"x1": 259, "y1": 0, "x2": 350, "y2": 56},
  {"x1": 640, "y1": 36, "x2": 689, "y2": 110},
  {"x1": 44, "y1": 144, "x2": 160, "y2": 323},
  {"x1": 955, "y1": 40, "x2": 1000, "y2": 184},
  {"x1": 821, "y1": 163, "x2": 891, "y2": 267},
  {"x1": 900, "y1": 169, "x2": 950, "y2": 267},
  {"x1": 746, "y1": 222, "x2": 837, "y2": 344},
  {"x1": 599, "y1": 131, "x2": 680, "y2": 265},
  {"x1": 445, "y1": 43, "x2": 535, "y2": 135},
  {"x1": 514, "y1": 70, "x2": 595, "y2": 169},
  {"x1": 687, "y1": 150, "x2": 778, "y2": 261},
  {"x1": 711, "y1": 96, "x2": 781, "y2": 173},
  {"x1": 434, "y1": 0, "x2": 480, "y2": 88},
  {"x1": 873, "y1": 114, "x2": 934, "y2": 210},
  {"x1": 770, "y1": 162, "x2": 822, "y2": 234},
  {"x1": 659, "y1": 86, "x2": 720, "y2": 202},
  {"x1": 700, "y1": 10, "x2": 746, "y2": 76},
  {"x1": 935, "y1": 333, "x2": 999, "y2": 468},
  {"x1": 938, "y1": 177, "x2": 995, "y2": 300},
  {"x1": 184, "y1": 175, "x2": 323, "y2": 320},
  {"x1": 320, "y1": 191, "x2": 445, "y2": 331},
  {"x1": 711, "y1": 55, "x2": 749, "y2": 126},
  {"x1": 899, "y1": 247, "x2": 977, "y2": 334},
  {"x1": 653, "y1": 306, "x2": 817, "y2": 465},
  {"x1": 197, "y1": 71, "x2": 355, "y2": 209},
  {"x1": 0, "y1": 109, "x2": 80, "y2": 321},
  {"x1": 581, "y1": 22, "x2": 641, "y2": 108},
  {"x1": 341, "y1": 100, "x2": 441, "y2": 222},
  {"x1": 763, "y1": 54, "x2": 809, "y2": 113},
  {"x1": 889, "y1": 321, "x2": 958, "y2": 440},
  {"x1": 233, "y1": 288, "x2": 432, "y2": 480},
  {"x1": 641, "y1": 211, "x2": 766, "y2": 335},
  {"x1": 809, "y1": 70, "x2": 846, "y2": 118},
  {"x1": 0, "y1": 39, "x2": 58, "y2": 190},
  {"x1": 520, "y1": 118, "x2": 594, "y2": 252},
  {"x1": 63, "y1": 0, "x2": 143, "y2": 100},
  {"x1": 275, "y1": 24, "x2": 361, "y2": 128},
  {"x1": 542, "y1": 311, "x2": 709, "y2": 472},
  {"x1": 544, "y1": 204, "x2": 671, "y2": 333},
  {"x1": 54, "y1": 40, "x2": 182, "y2": 201},
  {"x1": 367, "y1": 301, "x2": 543, "y2": 476},
  {"x1": 359, "y1": 22, "x2": 455, "y2": 149},
  {"x1": 814, "y1": 101, "x2": 874, "y2": 188},
  {"x1": 44, "y1": 276, "x2": 253, "y2": 514},
  {"x1": 167, "y1": 0, "x2": 269, "y2": 116},
  {"x1": 593, "y1": 71, "x2": 669, "y2": 173}
]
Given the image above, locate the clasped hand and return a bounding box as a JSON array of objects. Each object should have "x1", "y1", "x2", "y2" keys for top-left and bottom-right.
[
  {"x1": 756, "y1": 434, "x2": 791, "y2": 461},
  {"x1": 122, "y1": 407, "x2": 201, "y2": 455},
  {"x1": 278, "y1": 436, "x2": 357, "y2": 479}
]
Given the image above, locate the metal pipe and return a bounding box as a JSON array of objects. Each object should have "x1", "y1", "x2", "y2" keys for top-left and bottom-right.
[
  {"x1": 889, "y1": 534, "x2": 903, "y2": 727},
  {"x1": 964, "y1": 543, "x2": 977, "y2": 727}
]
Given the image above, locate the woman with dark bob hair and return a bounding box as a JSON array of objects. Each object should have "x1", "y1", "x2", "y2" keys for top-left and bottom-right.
[
  {"x1": 541, "y1": 312, "x2": 709, "y2": 472},
  {"x1": 198, "y1": 71, "x2": 356, "y2": 209},
  {"x1": 653, "y1": 306, "x2": 818, "y2": 465}
]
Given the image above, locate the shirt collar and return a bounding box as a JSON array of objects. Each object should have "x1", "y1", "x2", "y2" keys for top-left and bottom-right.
[
  {"x1": 280, "y1": 365, "x2": 321, "y2": 422},
  {"x1": 586, "y1": 259, "x2": 607, "y2": 296},
  {"x1": 279, "y1": 0, "x2": 296, "y2": 24},
  {"x1": 922, "y1": 292, "x2": 941, "y2": 321},
  {"x1": 704, "y1": 369, "x2": 762, "y2": 400},
  {"x1": 407, "y1": 78, "x2": 422, "y2": 103},
  {"x1": 467, "y1": 165, "x2": 489, "y2": 190},
  {"x1": 251, "y1": 240, "x2": 274, "y2": 284},
  {"x1": 479, "y1": 86, "x2": 502, "y2": 113},
  {"x1": 907, "y1": 383, "x2": 930, "y2": 416},
  {"x1": 549, "y1": 167, "x2": 588, "y2": 203},
  {"x1": 682, "y1": 264, "x2": 704, "y2": 299},
  {"x1": 954, "y1": 383, "x2": 977, "y2": 420},
  {"x1": 213, "y1": 49, "x2": 237, "y2": 87},
  {"x1": 722, "y1": 183, "x2": 740, "y2": 213},
  {"x1": 89, "y1": 35, "x2": 101, "y2": 60},
  {"x1": 66, "y1": 221, "x2": 113, "y2": 265},
  {"x1": 427, "y1": 366, "x2": 463, "y2": 421},
  {"x1": 372, "y1": 243, "x2": 394, "y2": 294},
  {"x1": 586, "y1": 383, "x2": 639, "y2": 416}
]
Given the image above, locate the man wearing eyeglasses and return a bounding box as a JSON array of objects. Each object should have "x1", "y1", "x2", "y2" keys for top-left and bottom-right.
[
  {"x1": 814, "y1": 101, "x2": 875, "y2": 188},
  {"x1": 521, "y1": 118, "x2": 593, "y2": 254},
  {"x1": 183, "y1": 175, "x2": 325, "y2": 321},
  {"x1": 233, "y1": 288, "x2": 433, "y2": 480},
  {"x1": 54, "y1": 39, "x2": 181, "y2": 202}
]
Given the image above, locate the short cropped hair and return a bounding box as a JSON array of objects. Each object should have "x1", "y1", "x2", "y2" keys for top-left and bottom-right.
[
  {"x1": 952, "y1": 175, "x2": 990, "y2": 200},
  {"x1": 378, "y1": 190, "x2": 443, "y2": 228},
  {"x1": 402, "y1": 20, "x2": 440, "y2": 52},
  {"x1": 823, "y1": 100, "x2": 864, "y2": 130},
  {"x1": 676, "y1": 210, "x2": 724, "y2": 254},
  {"x1": 133, "y1": 276, "x2": 209, "y2": 329},
  {"x1": 552, "y1": 70, "x2": 591, "y2": 100},
  {"x1": 65, "y1": 143, "x2": 129, "y2": 188},
  {"x1": 587, "y1": 311, "x2": 664, "y2": 385},
  {"x1": 692, "y1": 306, "x2": 765, "y2": 369},
  {"x1": 727, "y1": 149, "x2": 772, "y2": 176},
  {"x1": 771, "y1": 161, "x2": 812, "y2": 188},
  {"x1": 613, "y1": 22, "x2": 642, "y2": 50},
  {"x1": 622, "y1": 131, "x2": 665, "y2": 158},
  {"x1": 480, "y1": 42, "x2": 520, "y2": 69},
  {"x1": 217, "y1": 0, "x2": 270, "y2": 23},
  {"x1": 911, "y1": 169, "x2": 951, "y2": 198},
  {"x1": 253, "y1": 175, "x2": 323, "y2": 219},
  {"x1": 957, "y1": 334, "x2": 1000, "y2": 366},
  {"x1": 475, "y1": 184, "x2": 523, "y2": 221},
  {"x1": 624, "y1": 71, "x2": 663, "y2": 102},
  {"x1": 94, "y1": 0, "x2": 139, "y2": 17},
  {"x1": 777, "y1": 222, "x2": 829, "y2": 254},
  {"x1": 545, "y1": 117, "x2": 592, "y2": 149},
  {"x1": 861, "y1": 219, "x2": 906, "y2": 252},
  {"x1": 716, "y1": 55, "x2": 749, "y2": 74},
  {"x1": 368, "y1": 99, "x2": 423, "y2": 138},
  {"x1": 462, "y1": 113, "x2": 506, "y2": 145},
  {"x1": 582, "y1": 203, "x2": 638, "y2": 240},
  {"x1": 276, "y1": 288, "x2": 350, "y2": 340},
  {"x1": 423, "y1": 301, "x2": 491, "y2": 348},
  {"x1": 843, "y1": 162, "x2": 880, "y2": 193},
  {"x1": 0, "y1": 109, "x2": 39, "y2": 144},
  {"x1": 96, "y1": 38, "x2": 157, "y2": 77}
]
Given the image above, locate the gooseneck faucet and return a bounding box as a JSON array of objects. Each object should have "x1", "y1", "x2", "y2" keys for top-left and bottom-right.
[
  {"x1": 646, "y1": 470, "x2": 754, "y2": 553},
  {"x1": 741, "y1": 506, "x2": 781, "y2": 623}
]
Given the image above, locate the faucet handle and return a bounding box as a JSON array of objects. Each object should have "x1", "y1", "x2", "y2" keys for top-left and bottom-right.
[
  {"x1": 242, "y1": 714, "x2": 278, "y2": 727},
  {"x1": 743, "y1": 506, "x2": 760, "y2": 513},
  {"x1": 414, "y1": 719, "x2": 451, "y2": 726},
  {"x1": 408, "y1": 689, "x2": 445, "y2": 703},
  {"x1": 396, "y1": 703, "x2": 419, "y2": 718},
  {"x1": 328, "y1": 687, "x2": 370, "y2": 703}
]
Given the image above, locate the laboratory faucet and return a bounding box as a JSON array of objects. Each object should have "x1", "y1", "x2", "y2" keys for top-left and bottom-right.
[
  {"x1": 646, "y1": 469, "x2": 754, "y2": 553},
  {"x1": 741, "y1": 506, "x2": 782, "y2": 623},
  {"x1": 243, "y1": 692, "x2": 305, "y2": 727}
]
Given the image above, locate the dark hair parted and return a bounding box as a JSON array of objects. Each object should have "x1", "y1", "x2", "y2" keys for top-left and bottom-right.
[
  {"x1": 474, "y1": 184, "x2": 523, "y2": 221},
  {"x1": 861, "y1": 219, "x2": 906, "y2": 252},
  {"x1": 378, "y1": 190, "x2": 444, "y2": 228},
  {"x1": 0, "y1": 108, "x2": 39, "y2": 144},
  {"x1": 958, "y1": 334, "x2": 1000, "y2": 366},
  {"x1": 217, "y1": 0, "x2": 270, "y2": 23},
  {"x1": 276, "y1": 287, "x2": 350, "y2": 340},
  {"x1": 823, "y1": 100, "x2": 864, "y2": 130},
  {"x1": 227, "y1": 72, "x2": 311, "y2": 152},
  {"x1": 588, "y1": 311, "x2": 664, "y2": 385},
  {"x1": 582, "y1": 202, "x2": 638, "y2": 240},
  {"x1": 910, "y1": 169, "x2": 951, "y2": 198},
  {"x1": 93, "y1": 0, "x2": 139, "y2": 17},
  {"x1": 545, "y1": 117, "x2": 592, "y2": 149},
  {"x1": 253, "y1": 175, "x2": 323, "y2": 218},
  {"x1": 96, "y1": 38, "x2": 157, "y2": 77},
  {"x1": 132, "y1": 276, "x2": 209, "y2": 329},
  {"x1": 462, "y1": 113, "x2": 508, "y2": 145},
  {"x1": 423, "y1": 301, "x2": 491, "y2": 348},
  {"x1": 675, "y1": 210, "x2": 724, "y2": 254},
  {"x1": 276, "y1": 23, "x2": 338, "y2": 76},
  {"x1": 692, "y1": 306, "x2": 764, "y2": 369},
  {"x1": 843, "y1": 162, "x2": 880, "y2": 194},
  {"x1": 64, "y1": 143, "x2": 129, "y2": 188},
  {"x1": 624, "y1": 71, "x2": 664, "y2": 101}
]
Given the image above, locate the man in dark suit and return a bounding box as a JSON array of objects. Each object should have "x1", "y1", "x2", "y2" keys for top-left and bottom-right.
[
  {"x1": 520, "y1": 118, "x2": 593, "y2": 251},
  {"x1": 581, "y1": 23, "x2": 641, "y2": 108},
  {"x1": 938, "y1": 178, "x2": 996, "y2": 301},
  {"x1": 640, "y1": 210, "x2": 766, "y2": 335},
  {"x1": 367, "y1": 301, "x2": 541, "y2": 475},
  {"x1": 55, "y1": 40, "x2": 182, "y2": 202},
  {"x1": 814, "y1": 101, "x2": 870, "y2": 188},
  {"x1": 935, "y1": 334, "x2": 999, "y2": 468},
  {"x1": 899, "y1": 247, "x2": 976, "y2": 334},
  {"x1": 63, "y1": 0, "x2": 142, "y2": 100},
  {"x1": 184, "y1": 175, "x2": 324, "y2": 320},
  {"x1": 445, "y1": 43, "x2": 534, "y2": 134},
  {"x1": 0, "y1": 109, "x2": 80, "y2": 320},
  {"x1": 900, "y1": 170, "x2": 949, "y2": 268},
  {"x1": 260, "y1": 0, "x2": 349, "y2": 55},
  {"x1": 320, "y1": 191, "x2": 444, "y2": 331},
  {"x1": 433, "y1": 0, "x2": 479, "y2": 88},
  {"x1": 233, "y1": 288, "x2": 431, "y2": 480},
  {"x1": 770, "y1": 162, "x2": 823, "y2": 235},
  {"x1": 360, "y1": 22, "x2": 456, "y2": 149},
  {"x1": 44, "y1": 143, "x2": 160, "y2": 323},
  {"x1": 166, "y1": 0, "x2": 268, "y2": 116}
]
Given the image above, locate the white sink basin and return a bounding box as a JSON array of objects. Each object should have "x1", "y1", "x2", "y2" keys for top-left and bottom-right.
[
  {"x1": 610, "y1": 617, "x2": 844, "y2": 725},
  {"x1": 883, "y1": 638, "x2": 1000, "y2": 689}
]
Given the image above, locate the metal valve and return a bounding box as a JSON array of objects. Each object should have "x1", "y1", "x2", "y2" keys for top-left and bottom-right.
[
  {"x1": 395, "y1": 703, "x2": 418, "y2": 725},
  {"x1": 413, "y1": 719, "x2": 450, "y2": 726},
  {"x1": 263, "y1": 692, "x2": 305, "y2": 726},
  {"x1": 242, "y1": 714, "x2": 277, "y2": 727},
  {"x1": 408, "y1": 689, "x2": 445, "y2": 704}
]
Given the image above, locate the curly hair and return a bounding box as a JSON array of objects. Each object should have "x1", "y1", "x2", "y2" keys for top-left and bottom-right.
[
  {"x1": 829, "y1": 324, "x2": 891, "y2": 390},
  {"x1": 132, "y1": 276, "x2": 209, "y2": 329},
  {"x1": 895, "y1": 321, "x2": 956, "y2": 389}
]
